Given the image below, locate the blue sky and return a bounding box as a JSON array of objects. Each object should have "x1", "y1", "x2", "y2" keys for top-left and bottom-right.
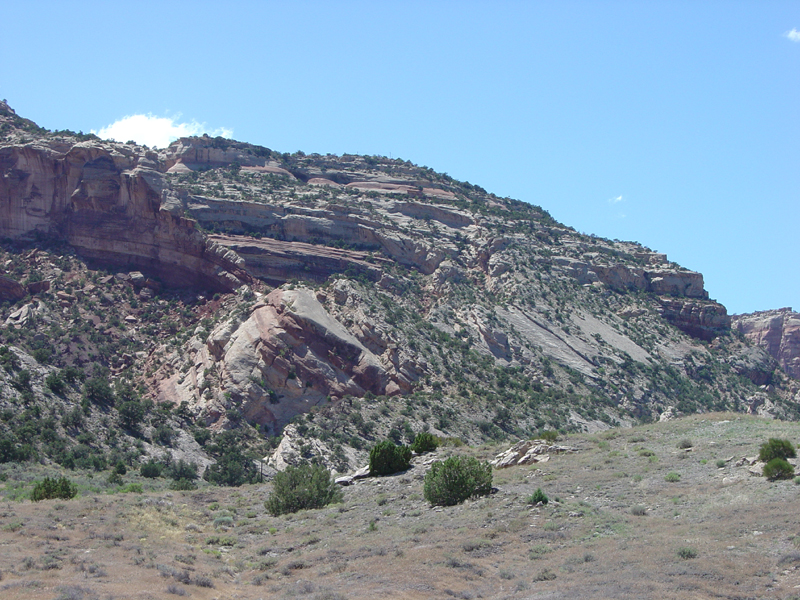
[{"x1": 1, "y1": 1, "x2": 797, "y2": 315}]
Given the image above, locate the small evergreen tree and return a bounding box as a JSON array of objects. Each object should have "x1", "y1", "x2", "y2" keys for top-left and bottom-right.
[
  {"x1": 759, "y1": 438, "x2": 796, "y2": 462},
  {"x1": 423, "y1": 456, "x2": 493, "y2": 506},
  {"x1": 265, "y1": 463, "x2": 342, "y2": 516},
  {"x1": 764, "y1": 457, "x2": 795, "y2": 481},
  {"x1": 31, "y1": 476, "x2": 78, "y2": 501},
  {"x1": 411, "y1": 432, "x2": 439, "y2": 454},
  {"x1": 369, "y1": 441, "x2": 412, "y2": 475}
]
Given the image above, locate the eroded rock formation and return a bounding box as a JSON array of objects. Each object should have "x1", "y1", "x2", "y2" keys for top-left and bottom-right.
[{"x1": 733, "y1": 309, "x2": 800, "y2": 380}]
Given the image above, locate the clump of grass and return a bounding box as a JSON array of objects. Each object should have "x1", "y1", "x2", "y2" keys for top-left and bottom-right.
[
  {"x1": 677, "y1": 547, "x2": 697, "y2": 559},
  {"x1": 631, "y1": 505, "x2": 647, "y2": 516},
  {"x1": 529, "y1": 544, "x2": 550, "y2": 559},
  {"x1": 677, "y1": 439, "x2": 693, "y2": 449},
  {"x1": 715, "y1": 459, "x2": 726, "y2": 468},
  {"x1": 664, "y1": 472, "x2": 681, "y2": 483}
]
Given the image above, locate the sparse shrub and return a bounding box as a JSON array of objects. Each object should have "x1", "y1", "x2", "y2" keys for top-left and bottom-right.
[
  {"x1": 411, "y1": 432, "x2": 439, "y2": 454},
  {"x1": 538, "y1": 430, "x2": 558, "y2": 443},
  {"x1": 31, "y1": 476, "x2": 78, "y2": 501},
  {"x1": 677, "y1": 439, "x2": 693, "y2": 449},
  {"x1": 166, "y1": 584, "x2": 188, "y2": 596},
  {"x1": 369, "y1": 440, "x2": 412, "y2": 475},
  {"x1": 677, "y1": 547, "x2": 697, "y2": 559},
  {"x1": 527, "y1": 488, "x2": 549, "y2": 505},
  {"x1": 45, "y1": 371, "x2": 66, "y2": 395},
  {"x1": 153, "y1": 424, "x2": 174, "y2": 446},
  {"x1": 763, "y1": 457, "x2": 795, "y2": 481},
  {"x1": 168, "y1": 460, "x2": 198, "y2": 482},
  {"x1": 140, "y1": 460, "x2": 162, "y2": 478},
  {"x1": 204, "y1": 443, "x2": 258, "y2": 487},
  {"x1": 631, "y1": 505, "x2": 647, "y2": 516},
  {"x1": 715, "y1": 459, "x2": 726, "y2": 468},
  {"x1": 265, "y1": 463, "x2": 343, "y2": 516},
  {"x1": 423, "y1": 455, "x2": 492, "y2": 506},
  {"x1": 84, "y1": 376, "x2": 115, "y2": 407},
  {"x1": 759, "y1": 438, "x2": 796, "y2": 462},
  {"x1": 664, "y1": 472, "x2": 681, "y2": 483},
  {"x1": 118, "y1": 400, "x2": 145, "y2": 431},
  {"x1": 171, "y1": 478, "x2": 198, "y2": 491},
  {"x1": 534, "y1": 568, "x2": 557, "y2": 581}
]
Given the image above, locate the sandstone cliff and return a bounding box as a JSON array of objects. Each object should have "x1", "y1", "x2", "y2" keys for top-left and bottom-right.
[{"x1": 733, "y1": 308, "x2": 800, "y2": 380}]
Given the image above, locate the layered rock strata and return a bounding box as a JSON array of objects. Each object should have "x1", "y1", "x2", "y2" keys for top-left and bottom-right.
[{"x1": 733, "y1": 309, "x2": 800, "y2": 379}]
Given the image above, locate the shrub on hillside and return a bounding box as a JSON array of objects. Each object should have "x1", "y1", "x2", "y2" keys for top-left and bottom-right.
[
  {"x1": 31, "y1": 476, "x2": 78, "y2": 501},
  {"x1": 759, "y1": 438, "x2": 796, "y2": 462},
  {"x1": 140, "y1": 460, "x2": 161, "y2": 478},
  {"x1": 411, "y1": 432, "x2": 439, "y2": 454},
  {"x1": 265, "y1": 463, "x2": 342, "y2": 516},
  {"x1": 528, "y1": 487, "x2": 549, "y2": 505},
  {"x1": 423, "y1": 455, "x2": 493, "y2": 506},
  {"x1": 369, "y1": 441, "x2": 412, "y2": 475},
  {"x1": 764, "y1": 457, "x2": 795, "y2": 481},
  {"x1": 204, "y1": 445, "x2": 258, "y2": 487}
]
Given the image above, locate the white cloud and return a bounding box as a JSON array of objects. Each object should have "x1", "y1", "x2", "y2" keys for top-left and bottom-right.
[
  {"x1": 91, "y1": 114, "x2": 233, "y2": 149},
  {"x1": 608, "y1": 195, "x2": 624, "y2": 204},
  {"x1": 786, "y1": 28, "x2": 800, "y2": 42}
]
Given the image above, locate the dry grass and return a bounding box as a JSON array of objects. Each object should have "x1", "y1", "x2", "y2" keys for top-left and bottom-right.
[{"x1": 1, "y1": 412, "x2": 800, "y2": 598}]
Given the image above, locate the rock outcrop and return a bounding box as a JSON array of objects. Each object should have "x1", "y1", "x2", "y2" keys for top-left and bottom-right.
[
  {"x1": 0, "y1": 135, "x2": 249, "y2": 290},
  {"x1": 158, "y1": 286, "x2": 416, "y2": 434},
  {"x1": 657, "y1": 298, "x2": 731, "y2": 341},
  {"x1": 733, "y1": 308, "x2": 800, "y2": 380}
]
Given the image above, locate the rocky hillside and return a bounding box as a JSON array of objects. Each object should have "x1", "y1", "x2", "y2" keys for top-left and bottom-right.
[{"x1": 0, "y1": 101, "x2": 796, "y2": 474}]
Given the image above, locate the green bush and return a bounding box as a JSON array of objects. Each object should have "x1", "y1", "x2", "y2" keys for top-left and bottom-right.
[
  {"x1": 84, "y1": 377, "x2": 115, "y2": 407},
  {"x1": 423, "y1": 455, "x2": 493, "y2": 506},
  {"x1": 664, "y1": 472, "x2": 681, "y2": 482},
  {"x1": 677, "y1": 547, "x2": 697, "y2": 559},
  {"x1": 411, "y1": 432, "x2": 439, "y2": 454},
  {"x1": 140, "y1": 460, "x2": 162, "y2": 478},
  {"x1": 168, "y1": 460, "x2": 198, "y2": 482},
  {"x1": 528, "y1": 487, "x2": 549, "y2": 505},
  {"x1": 31, "y1": 476, "x2": 78, "y2": 501},
  {"x1": 204, "y1": 445, "x2": 258, "y2": 487},
  {"x1": 538, "y1": 430, "x2": 558, "y2": 443},
  {"x1": 369, "y1": 441, "x2": 412, "y2": 475},
  {"x1": 265, "y1": 463, "x2": 343, "y2": 516},
  {"x1": 759, "y1": 438, "x2": 796, "y2": 462},
  {"x1": 763, "y1": 457, "x2": 795, "y2": 481},
  {"x1": 45, "y1": 371, "x2": 66, "y2": 395}
]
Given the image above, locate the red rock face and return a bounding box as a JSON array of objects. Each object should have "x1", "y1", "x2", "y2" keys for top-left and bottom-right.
[
  {"x1": 657, "y1": 298, "x2": 731, "y2": 341},
  {"x1": 733, "y1": 309, "x2": 800, "y2": 380},
  {"x1": 0, "y1": 142, "x2": 249, "y2": 290}
]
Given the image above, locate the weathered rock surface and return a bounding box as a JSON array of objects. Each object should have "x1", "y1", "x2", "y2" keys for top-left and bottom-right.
[
  {"x1": 491, "y1": 439, "x2": 577, "y2": 468},
  {"x1": 0, "y1": 139, "x2": 249, "y2": 290},
  {"x1": 657, "y1": 298, "x2": 731, "y2": 341},
  {"x1": 733, "y1": 308, "x2": 800, "y2": 380},
  {"x1": 158, "y1": 285, "x2": 416, "y2": 434}
]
